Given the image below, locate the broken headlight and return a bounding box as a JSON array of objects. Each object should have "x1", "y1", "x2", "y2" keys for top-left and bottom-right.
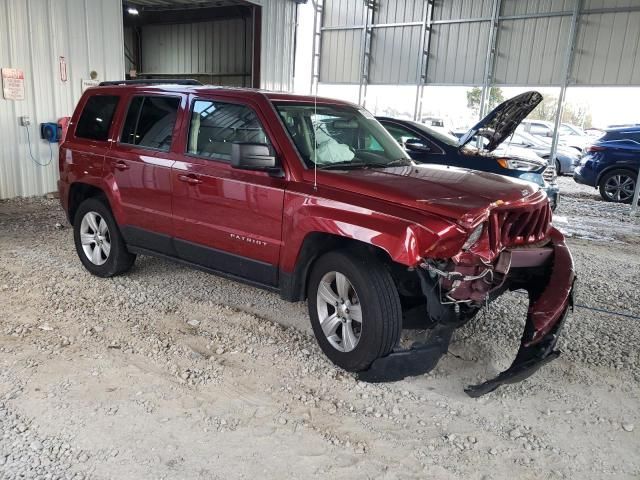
[{"x1": 462, "y1": 223, "x2": 484, "y2": 250}]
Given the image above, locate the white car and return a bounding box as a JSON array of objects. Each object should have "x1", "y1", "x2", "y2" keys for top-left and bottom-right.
[{"x1": 520, "y1": 119, "x2": 592, "y2": 153}]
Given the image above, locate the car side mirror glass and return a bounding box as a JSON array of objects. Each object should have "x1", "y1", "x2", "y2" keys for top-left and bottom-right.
[
  {"x1": 231, "y1": 143, "x2": 277, "y2": 171},
  {"x1": 404, "y1": 138, "x2": 431, "y2": 153}
]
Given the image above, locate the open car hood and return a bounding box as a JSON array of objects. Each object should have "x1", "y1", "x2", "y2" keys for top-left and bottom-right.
[{"x1": 459, "y1": 91, "x2": 543, "y2": 152}]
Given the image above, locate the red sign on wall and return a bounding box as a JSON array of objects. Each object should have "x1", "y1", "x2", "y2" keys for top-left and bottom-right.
[{"x1": 1, "y1": 68, "x2": 25, "y2": 100}]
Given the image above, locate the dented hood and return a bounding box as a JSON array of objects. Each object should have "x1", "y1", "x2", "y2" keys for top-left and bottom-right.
[
  {"x1": 459, "y1": 91, "x2": 543, "y2": 152},
  {"x1": 324, "y1": 164, "x2": 540, "y2": 228}
]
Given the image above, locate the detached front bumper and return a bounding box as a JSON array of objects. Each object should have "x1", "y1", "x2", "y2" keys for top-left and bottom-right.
[{"x1": 358, "y1": 227, "x2": 576, "y2": 397}]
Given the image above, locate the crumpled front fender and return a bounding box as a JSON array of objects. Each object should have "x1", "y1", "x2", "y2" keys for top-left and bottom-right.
[{"x1": 358, "y1": 226, "x2": 576, "y2": 397}]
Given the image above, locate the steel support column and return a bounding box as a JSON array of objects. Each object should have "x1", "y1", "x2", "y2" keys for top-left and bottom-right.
[
  {"x1": 310, "y1": 0, "x2": 324, "y2": 95},
  {"x1": 550, "y1": 0, "x2": 582, "y2": 167},
  {"x1": 358, "y1": 0, "x2": 375, "y2": 106},
  {"x1": 478, "y1": 0, "x2": 501, "y2": 120},
  {"x1": 413, "y1": 0, "x2": 433, "y2": 121}
]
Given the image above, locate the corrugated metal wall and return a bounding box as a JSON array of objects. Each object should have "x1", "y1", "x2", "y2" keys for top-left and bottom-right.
[
  {"x1": 319, "y1": 0, "x2": 640, "y2": 88},
  {"x1": 0, "y1": 0, "x2": 124, "y2": 199},
  {"x1": 427, "y1": 21, "x2": 490, "y2": 85},
  {"x1": 319, "y1": 0, "x2": 428, "y2": 85},
  {"x1": 139, "y1": 19, "x2": 253, "y2": 87},
  {"x1": 260, "y1": 0, "x2": 297, "y2": 91},
  {"x1": 572, "y1": 7, "x2": 640, "y2": 85},
  {"x1": 494, "y1": 0, "x2": 574, "y2": 86},
  {"x1": 369, "y1": 0, "x2": 426, "y2": 84}
]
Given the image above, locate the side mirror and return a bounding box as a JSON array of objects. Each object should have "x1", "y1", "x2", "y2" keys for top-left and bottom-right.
[
  {"x1": 546, "y1": 131, "x2": 553, "y2": 138},
  {"x1": 231, "y1": 143, "x2": 277, "y2": 171},
  {"x1": 404, "y1": 138, "x2": 431, "y2": 153}
]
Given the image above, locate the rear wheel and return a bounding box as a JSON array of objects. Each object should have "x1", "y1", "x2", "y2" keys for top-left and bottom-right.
[
  {"x1": 598, "y1": 169, "x2": 637, "y2": 203},
  {"x1": 73, "y1": 197, "x2": 136, "y2": 277},
  {"x1": 307, "y1": 250, "x2": 402, "y2": 372},
  {"x1": 555, "y1": 159, "x2": 562, "y2": 176}
]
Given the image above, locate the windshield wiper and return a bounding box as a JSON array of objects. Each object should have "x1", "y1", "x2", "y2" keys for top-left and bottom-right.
[
  {"x1": 317, "y1": 161, "x2": 373, "y2": 170},
  {"x1": 378, "y1": 158, "x2": 413, "y2": 167}
]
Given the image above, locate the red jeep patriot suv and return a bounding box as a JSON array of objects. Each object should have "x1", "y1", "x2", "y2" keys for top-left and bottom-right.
[{"x1": 59, "y1": 80, "x2": 575, "y2": 396}]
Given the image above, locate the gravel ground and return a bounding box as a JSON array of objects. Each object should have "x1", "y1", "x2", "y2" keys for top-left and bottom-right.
[{"x1": 0, "y1": 178, "x2": 639, "y2": 479}]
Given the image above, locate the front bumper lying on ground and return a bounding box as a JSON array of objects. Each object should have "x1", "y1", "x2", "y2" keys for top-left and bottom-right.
[{"x1": 358, "y1": 227, "x2": 576, "y2": 397}]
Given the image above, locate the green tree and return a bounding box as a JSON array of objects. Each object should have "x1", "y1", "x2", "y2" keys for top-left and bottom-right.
[{"x1": 466, "y1": 87, "x2": 505, "y2": 116}]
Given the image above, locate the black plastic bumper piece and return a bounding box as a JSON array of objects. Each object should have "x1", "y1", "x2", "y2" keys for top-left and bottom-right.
[
  {"x1": 464, "y1": 290, "x2": 572, "y2": 398},
  {"x1": 357, "y1": 325, "x2": 454, "y2": 383}
]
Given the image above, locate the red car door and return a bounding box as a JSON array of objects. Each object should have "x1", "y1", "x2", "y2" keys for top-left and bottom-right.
[
  {"x1": 104, "y1": 93, "x2": 185, "y2": 252},
  {"x1": 170, "y1": 95, "x2": 286, "y2": 287}
]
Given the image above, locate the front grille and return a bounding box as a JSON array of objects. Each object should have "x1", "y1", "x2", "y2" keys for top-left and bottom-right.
[
  {"x1": 488, "y1": 200, "x2": 552, "y2": 251},
  {"x1": 542, "y1": 165, "x2": 556, "y2": 184}
]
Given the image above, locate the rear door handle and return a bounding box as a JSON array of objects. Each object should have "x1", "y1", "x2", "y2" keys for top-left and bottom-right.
[
  {"x1": 114, "y1": 160, "x2": 130, "y2": 171},
  {"x1": 177, "y1": 174, "x2": 203, "y2": 185}
]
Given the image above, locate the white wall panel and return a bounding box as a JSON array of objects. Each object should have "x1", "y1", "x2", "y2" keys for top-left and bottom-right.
[
  {"x1": 0, "y1": 0, "x2": 124, "y2": 199},
  {"x1": 260, "y1": 0, "x2": 297, "y2": 91}
]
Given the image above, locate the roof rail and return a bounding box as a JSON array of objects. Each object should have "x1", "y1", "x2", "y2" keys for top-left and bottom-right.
[{"x1": 98, "y1": 79, "x2": 202, "y2": 86}]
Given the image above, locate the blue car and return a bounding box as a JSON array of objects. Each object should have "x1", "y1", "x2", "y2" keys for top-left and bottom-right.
[
  {"x1": 377, "y1": 91, "x2": 559, "y2": 210},
  {"x1": 574, "y1": 127, "x2": 640, "y2": 203}
]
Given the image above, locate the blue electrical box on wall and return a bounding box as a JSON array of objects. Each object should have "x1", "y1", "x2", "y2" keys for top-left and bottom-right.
[{"x1": 40, "y1": 122, "x2": 60, "y2": 143}]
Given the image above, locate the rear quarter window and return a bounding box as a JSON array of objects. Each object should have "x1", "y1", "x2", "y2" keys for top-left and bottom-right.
[{"x1": 75, "y1": 95, "x2": 119, "y2": 141}]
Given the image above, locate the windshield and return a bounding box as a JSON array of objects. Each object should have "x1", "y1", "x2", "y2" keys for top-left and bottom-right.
[
  {"x1": 419, "y1": 124, "x2": 459, "y2": 147},
  {"x1": 273, "y1": 102, "x2": 410, "y2": 169}
]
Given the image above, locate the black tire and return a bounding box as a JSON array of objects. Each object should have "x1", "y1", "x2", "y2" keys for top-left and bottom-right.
[
  {"x1": 307, "y1": 250, "x2": 402, "y2": 372},
  {"x1": 598, "y1": 169, "x2": 637, "y2": 204},
  {"x1": 73, "y1": 197, "x2": 136, "y2": 277},
  {"x1": 555, "y1": 159, "x2": 562, "y2": 176}
]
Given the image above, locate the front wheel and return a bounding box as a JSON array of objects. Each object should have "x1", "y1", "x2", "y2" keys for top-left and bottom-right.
[
  {"x1": 307, "y1": 250, "x2": 402, "y2": 372},
  {"x1": 598, "y1": 169, "x2": 637, "y2": 203}
]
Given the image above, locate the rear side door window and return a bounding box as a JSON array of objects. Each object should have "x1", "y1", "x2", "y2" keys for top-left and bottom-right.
[
  {"x1": 187, "y1": 100, "x2": 271, "y2": 161},
  {"x1": 120, "y1": 96, "x2": 181, "y2": 151},
  {"x1": 75, "y1": 95, "x2": 119, "y2": 141}
]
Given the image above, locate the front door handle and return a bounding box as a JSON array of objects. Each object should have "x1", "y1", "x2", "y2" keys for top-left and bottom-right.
[
  {"x1": 177, "y1": 174, "x2": 203, "y2": 185},
  {"x1": 114, "y1": 160, "x2": 130, "y2": 171}
]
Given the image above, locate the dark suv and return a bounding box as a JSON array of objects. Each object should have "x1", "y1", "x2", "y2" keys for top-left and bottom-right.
[
  {"x1": 58, "y1": 81, "x2": 575, "y2": 396},
  {"x1": 574, "y1": 126, "x2": 640, "y2": 203}
]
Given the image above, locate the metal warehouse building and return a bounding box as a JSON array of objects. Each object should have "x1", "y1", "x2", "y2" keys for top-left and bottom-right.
[
  {"x1": 0, "y1": 0, "x2": 297, "y2": 199},
  {"x1": 1, "y1": 0, "x2": 640, "y2": 199}
]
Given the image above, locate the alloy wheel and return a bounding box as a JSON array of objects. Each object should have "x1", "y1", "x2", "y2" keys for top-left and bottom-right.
[
  {"x1": 316, "y1": 271, "x2": 362, "y2": 352},
  {"x1": 604, "y1": 174, "x2": 636, "y2": 202},
  {"x1": 79, "y1": 211, "x2": 111, "y2": 266}
]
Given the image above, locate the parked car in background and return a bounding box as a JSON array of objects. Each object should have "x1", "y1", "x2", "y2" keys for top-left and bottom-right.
[
  {"x1": 520, "y1": 119, "x2": 592, "y2": 153},
  {"x1": 574, "y1": 126, "x2": 640, "y2": 203},
  {"x1": 58, "y1": 82, "x2": 576, "y2": 396},
  {"x1": 503, "y1": 129, "x2": 580, "y2": 175},
  {"x1": 584, "y1": 127, "x2": 606, "y2": 140},
  {"x1": 377, "y1": 92, "x2": 559, "y2": 210}
]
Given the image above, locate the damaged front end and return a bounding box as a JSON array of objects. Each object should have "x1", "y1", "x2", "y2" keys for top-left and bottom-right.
[{"x1": 359, "y1": 200, "x2": 576, "y2": 397}]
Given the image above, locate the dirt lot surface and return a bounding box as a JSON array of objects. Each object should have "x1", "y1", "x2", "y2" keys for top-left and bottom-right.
[{"x1": 0, "y1": 176, "x2": 639, "y2": 479}]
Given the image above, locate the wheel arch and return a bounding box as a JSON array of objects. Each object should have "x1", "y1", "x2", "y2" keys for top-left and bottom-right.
[
  {"x1": 279, "y1": 232, "x2": 404, "y2": 302},
  {"x1": 67, "y1": 182, "x2": 108, "y2": 225},
  {"x1": 596, "y1": 165, "x2": 637, "y2": 187}
]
